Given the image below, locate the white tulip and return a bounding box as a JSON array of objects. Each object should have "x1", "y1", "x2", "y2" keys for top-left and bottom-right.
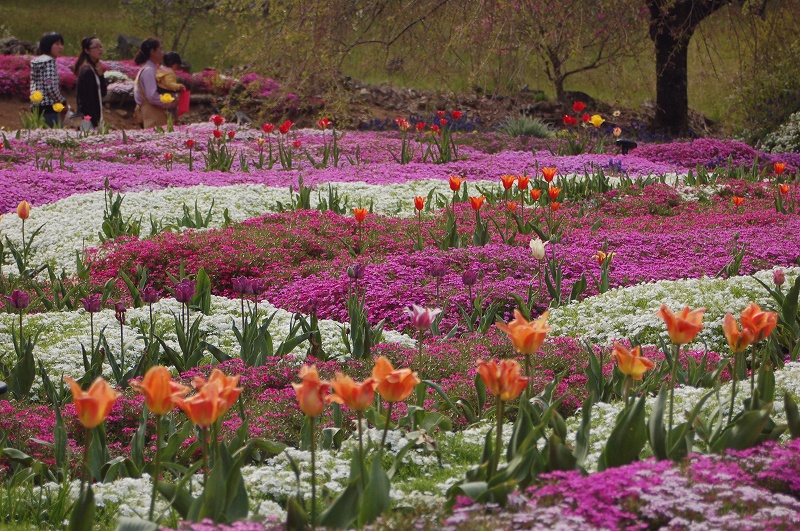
[{"x1": 529, "y1": 237, "x2": 547, "y2": 260}]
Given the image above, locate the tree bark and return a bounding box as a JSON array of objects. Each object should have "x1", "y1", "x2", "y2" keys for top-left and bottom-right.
[
  {"x1": 647, "y1": 0, "x2": 733, "y2": 135},
  {"x1": 652, "y1": 28, "x2": 692, "y2": 134}
]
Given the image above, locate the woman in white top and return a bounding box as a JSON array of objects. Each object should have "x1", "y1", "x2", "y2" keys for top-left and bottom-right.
[{"x1": 133, "y1": 37, "x2": 175, "y2": 128}]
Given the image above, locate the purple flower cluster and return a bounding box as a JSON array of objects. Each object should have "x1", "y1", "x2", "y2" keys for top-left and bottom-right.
[{"x1": 443, "y1": 439, "x2": 800, "y2": 529}]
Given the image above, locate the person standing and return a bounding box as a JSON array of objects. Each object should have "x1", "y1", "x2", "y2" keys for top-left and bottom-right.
[
  {"x1": 133, "y1": 37, "x2": 175, "y2": 128},
  {"x1": 30, "y1": 32, "x2": 68, "y2": 127},
  {"x1": 73, "y1": 36, "x2": 108, "y2": 129}
]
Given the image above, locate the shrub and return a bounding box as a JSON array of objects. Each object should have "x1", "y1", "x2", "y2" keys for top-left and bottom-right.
[{"x1": 496, "y1": 115, "x2": 553, "y2": 138}]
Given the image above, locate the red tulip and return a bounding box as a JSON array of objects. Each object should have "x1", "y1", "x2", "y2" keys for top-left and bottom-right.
[
  {"x1": 185, "y1": 139, "x2": 195, "y2": 149},
  {"x1": 317, "y1": 118, "x2": 331, "y2": 130},
  {"x1": 278, "y1": 120, "x2": 293, "y2": 135},
  {"x1": 414, "y1": 196, "x2": 425, "y2": 211},
  {"x1": 470, "y1": 195, "x2": 485, "y2": 210},
  {"x1": 212, "y1": 129, "x2": 222, "y2": 139},
  {"x1": 572, "y1": 101, "x2": 586, "y2": 112},
  {"x1": 436, "y1": 110, "x2": 445, "y2": 118},
  {"x1": 451, "y1": 110, "x2": 462, "y2": 120},
  {"x1": 774, "y1": 162, "x2": 787, "y2": 175},
  {"x1": 563, "y1": 115, "x2": 578, "y2": 126},
  {"x1": 262, "y1": 123, "x2": 274, "y2": 134},
  {"x1": 541, "y1": 167, "x2": 557, "y2": 183},
  {"x1": 227, "y1": 131, "x2": 236, "y2": 140},
  {"x1": 415, "y1": 122, "x2": 426, "y2": 132},
  {"x1": 210, "y1": 115, "x2": 224, "y2": 127}
]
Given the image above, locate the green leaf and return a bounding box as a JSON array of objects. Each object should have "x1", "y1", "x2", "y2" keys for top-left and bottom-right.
[
  {"x1": 710, "y1": 407, "x2": 771, "y2": 452},
  {"x1": 785, "y1": 393, "x2": 800, "y2": 439},
  {"x1": 648, "y1": 387, "x2": 668, "y2": 460},
  {"x1": 115, "y1": 517, "x2": 158, "y2": 531},
  {"x1": 285, "y1": 496, "x2": 309, "y2": 531},
  {"x1": 319, "y1": 481, "x2": 360, "y2": 529},
  {"x1": 67, "y1": 485, "x2": 95, "y2": 531},
  {"x1": 358, "y1": 458, "x2": 391, "y2": 526},
  {"x1": 598, "y1": 394, "x2": 647, "y2": 471}
]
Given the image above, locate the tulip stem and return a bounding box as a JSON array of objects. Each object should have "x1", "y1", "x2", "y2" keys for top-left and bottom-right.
[
  {"x1": 310, "y1": 415, "x2": 317, "y2": 528},
  {"x1": 380, "y1": 402, "x2": 394, "y2": 451},
  {"x1": 240, "y1": 296, "x2": 245, "y2": 332},
  {"x1": 491, "y1": 399, "x2": 504, "y2": 480},
  {"x1": 750, "y1": 342, "x2": 757, "y2": 404},
  {"x1": 357, "y1": 411, "x2": 366, "y2": 490},
  {"x1": 119, "y1": 320, "x2": 125, "y2": 369},
  {"x1": 82, "y1": 426, "x2": 92, "y2": 488},
  {"x1": 728, "y1": 353, "x2": 738, "y2": 424},
  {"x1": 524, "y1": 354, "x2": 532, "y2": 395},
  {"x1": 667, "y1": 344, "x2": 679, "y2": 444},
  {"x1": 623, "y1": 376, "x2": 631, "y2": 407},
  {"x1": 417, "y1": 329, "x2": 424, "y2": 372},
  {"x1": 149, "y1": 414, "x2": 162, "y2": 521},
  {"x1": 200, "y1": 427, "x2": 209, "y2": 486}
]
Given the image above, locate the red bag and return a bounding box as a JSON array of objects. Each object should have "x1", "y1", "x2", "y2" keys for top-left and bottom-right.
[{"x1": 177, "y1": 87, "x2": 190, "y2": 117}]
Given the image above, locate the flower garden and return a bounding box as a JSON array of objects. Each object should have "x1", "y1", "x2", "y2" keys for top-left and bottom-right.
[{"x1": 1, "y1": 108, "x2": 800, "y2": 530}]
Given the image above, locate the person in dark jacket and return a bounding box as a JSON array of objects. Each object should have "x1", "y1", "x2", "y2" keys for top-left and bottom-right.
[{"x1": 73, "y1": 35, "x2": 108, "y2": 128}]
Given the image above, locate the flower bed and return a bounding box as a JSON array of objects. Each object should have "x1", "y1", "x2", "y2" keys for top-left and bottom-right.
[{"x1": 0, "y1": 120, "x2": 799, "y2": 529}]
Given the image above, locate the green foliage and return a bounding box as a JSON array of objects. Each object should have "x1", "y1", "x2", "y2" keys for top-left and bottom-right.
[
  {"x1": 99, "y1": 179, "x2": 142, "y2": 243},
  {"x1": 497, "y1": 115, "x2": 553, "y2": 138}
]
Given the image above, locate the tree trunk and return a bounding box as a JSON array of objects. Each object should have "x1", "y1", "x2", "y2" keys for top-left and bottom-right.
[{"x1": 653, "y1": 29, "x2": 692, "y2": 135}]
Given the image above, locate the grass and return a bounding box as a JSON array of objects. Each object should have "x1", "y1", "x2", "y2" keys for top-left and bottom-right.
[{"x1": 0, "y1": 0, "x2": 229, "y2": 69}]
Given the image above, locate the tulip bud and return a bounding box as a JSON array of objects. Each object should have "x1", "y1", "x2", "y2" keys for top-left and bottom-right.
[
  {"x1": 81, "y1": 294, "x2": 102, "y2": 313},
  {"x1": 114, "y1": 302, "x2": 126, "y2": 325},
  {"x1": 347, "y1": 263, "x2": 365, "y2": 280},
  {"x1": 141, "y1": 286, "x2": 160, "y2": 304},
  {"x1": 9, "y1": 289, "x2": 30, "y2": 310},
  {"x1": 17, "y1": 200, "x2": 31, "y2": 220},
  {"x1": 461, "y1": 269, "x2": 479, "y2": 287},
  {"x1": 774, "y1": 269, "x2": 786, "y2": 286},
  {"x1": 174, "y1": 279, "x2": 196, "y2": 304}
]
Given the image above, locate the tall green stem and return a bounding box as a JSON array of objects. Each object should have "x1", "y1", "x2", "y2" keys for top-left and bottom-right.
[
  {"x1": 310, "y1": 415, "x2": 317, "y2": 528},
  {"x1": 379, "y1": 402, "x2": 394, "y2": 451},
  {"x1": 749, "y1": 342, "x2": 758, "y2": 403},
  {"x1": 524, "y1": 353, "x2": 532, "y2": 395},
  {"x1": 623, "y1": 375, "x2": 631, "y2": 407},
  {"x1": 357, "y1": 411, "x2": 366, "y2": 489},
  {"x1": 491, "y1": 400, "x2": 504, "y2": 479},
  {"x1": 82, "y1": 427, "x2": 93, "y2": 488},
  {"x1": 728, "y1": 352, "x2": 739, "y2": 423},
  {"x1": 149, "y1": 415, "x2": 163, "y2": 521},
  {"x1": 417, "y1": 329, "x2": 424, "y2": 371},
  {"x1": 200, "y1": 427, "x2": 209, "y2": 486},
  {"x1": 668, "y1": 344, "x2": 680, "y2": 439},
  {"x1": 90, "y1": 314, "x2": 95, "y2": 358}
]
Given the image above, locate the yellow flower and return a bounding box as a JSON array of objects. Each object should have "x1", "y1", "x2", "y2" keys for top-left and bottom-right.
[
  {"x1": 52, "y1": 103, "x2": 65, "y2": 113},
  {"x1": 30, "y1": 91, "x2": 43, "y2": 103},
  {"x1": 160, "y1": 93, "x2": 175, "y2": 104},
  {"x1": 589, "y1": 114, "x2": 605, "y2": 127}
]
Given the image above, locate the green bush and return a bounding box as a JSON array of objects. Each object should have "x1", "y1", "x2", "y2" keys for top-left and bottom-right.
[{"x1": 496, "y1": 115, "x2": 553, "y2": 138}]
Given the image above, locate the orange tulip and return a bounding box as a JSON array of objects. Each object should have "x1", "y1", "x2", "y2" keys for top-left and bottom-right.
[
  {"x1": 476, "y1": 359, "x2": 528, "y2": 401},
  {"x1": 192, "y1": 368, "x2": 242, "y2": 418},
  {"x1": 780, "y1": 184, "x2": 790, "y2": 195},
  {"x1": 291, "y1": 365, "x2": 331, "y2": 417},
  {"x1": 500, "y1": 174, "x2": 516, "y2": 190},
  {"x1": 506, "y1": 201, "x2": 518, "y2": 212},
  {"x1": 353, "y1": 207, "x2": 368, "y2": 223},
  {"x1": 372, "y1": 356, "x2": 420, "y2": 402},
  {"x1": 657, "y1": 305, "x2": 705, "y2": 345},
  {"x1": 470, "y1": 196, "x2": 485, "y2": 211},
  {"x1": 739, "y1": 302, "x2": 778, "y2": 343},
  {"x1": 722, "y1": 313, "x2": 755, "y2": 353},
  {"x1": 594, "y1": 250, "x2": 615, "y2": 266},
  {"x1": 550, "y1": 202, "x2": 562, "y2": 211},
  {"x1": 131, "y1": 366, "x2": 189, "y2": 416},
  {"x1": 548, "y1": 186, "x2": 561, "y2": 201},
  {"x1": 327, "y1": 373, "x2": 377, "y2": 411},
  {"x1": 17, "y1": 200, "x2": 31, "y2": 220},
  {"x1": 774, "y1": 162, "x2": 787, "y2": 175},
  {"x1": 173, "y1": 382, "x2": 224, "y2": 428},
  {"x1": 517, "y1": 175, "x2": 530, "y2": 190},
  {"x1": 732, "y1": 196, "x2": 745, "y2": 207},
  {"x1": 611, "y1": 343, "x2": 655, "y2": 381},
  {"x1": 541, "y1": 167, "x2": 557, "y2": 183},
  {"x1": 449, "y1": 175, "x2": 464, "y2": 191},
  {"x1": 65, "y1": 376, "x2": 121, "y2": 429},
  {"x1": 530, "y1": 189, "x2": 542, "y2": 201},
  {"x1": 496, "y1": 309, "x2": 551, "y2": 355},
  {"x1": 414, "y1": 196, "x2": 425, "y2": 211}
]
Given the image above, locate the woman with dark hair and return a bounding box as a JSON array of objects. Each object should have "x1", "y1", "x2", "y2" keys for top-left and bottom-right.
[
  {"x1": 73, "y1": 36, "x2": 107, "y2": 128},
  {"x1": 30, "y1": 32, "x2": 67, "y2": 127},
  {"x1": 133, "y1": 37, "x2": 175, "y2": 128}
]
